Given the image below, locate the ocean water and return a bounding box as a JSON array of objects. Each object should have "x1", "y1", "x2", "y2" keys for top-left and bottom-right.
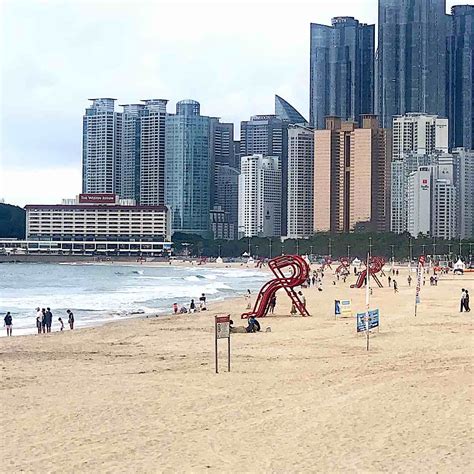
[{"x1": 0, "y1": 263, "x2": 269, "y2": 336}]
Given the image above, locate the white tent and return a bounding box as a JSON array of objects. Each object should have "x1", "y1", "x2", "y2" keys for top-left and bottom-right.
[{"x1": 453, "y1": 259, "x2": 465, "y2": 273}]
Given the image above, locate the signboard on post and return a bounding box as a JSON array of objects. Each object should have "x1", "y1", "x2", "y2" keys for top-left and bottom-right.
[
  {"x1": 215, "y1": 315, "x2": 231, "y2": 373},
  {"x1": 356, "y1": 309, "x2": 380, "y2": 333},
  {"x1": 335, "y1": 299, "x2": 352, "y2": 317},
  {"x1": 414, "y1": 256, "x2": 425, "y2": 317}
]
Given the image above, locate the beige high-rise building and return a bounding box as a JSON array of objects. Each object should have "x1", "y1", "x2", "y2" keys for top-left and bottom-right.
[{"x1": 314, "y1": 115, "x2": 391, "y2": 233}]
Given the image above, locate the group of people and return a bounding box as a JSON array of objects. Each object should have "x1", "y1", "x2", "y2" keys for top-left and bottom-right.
[
  {"x1": 172, "y1": 294, "x2": 207, "y2": 315},
  {"x1": 35, "y1": 307, "x2": 74, "y2": 334},
  {"x1": 3, "y1": 308, "x2": 75, "y2": 336}
]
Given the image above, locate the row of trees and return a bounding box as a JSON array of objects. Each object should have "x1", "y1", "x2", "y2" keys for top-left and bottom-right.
[{"x1": 172, "y1": 232, "x2": 473, "y2": 261}]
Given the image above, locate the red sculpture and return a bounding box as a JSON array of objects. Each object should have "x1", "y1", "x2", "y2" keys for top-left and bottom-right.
[
  {"x1": 351, "y1": 256, "x2": 385, "y2": 288},
  {"x1": 242, "y1": 255, "x2": 310, "y2": 318}
]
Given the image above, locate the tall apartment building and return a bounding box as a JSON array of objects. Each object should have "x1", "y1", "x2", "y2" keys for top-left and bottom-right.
[
  {"x1": 453, "y1": 148, "x2": 474, "y2": 239},
  {"x1": 407, "y1": 157, "x2": 457, "y2": 240},
  {"x1": 211, "y1": 164, "x2": 239, "y2": 240},
  {"x1": 390, "y1": 114, "x2": 449, "y2": 234},
  {"x1": 119, "y1": 104, "x2": 144, "y2": 202},
  {"x1": 310, "y1": 16, "x2": 375, "y2": 129},
  {"x1": 165, "y1": 100, "x2": 211, "y2": 237},
  {"x1": 238, "y1": 155, "x2": 281, "y2": 238},
  {"x1": 314, "y1": 115, "x2": 390, "y2": 233},
  {"x1": 407, "y1": 167, "x2": 432, "y2": 237},
  {"x1": 139, "y1": 99, "x2": 167, "y2": 206},
  {"x1": 377, "y1": 0, "x2": 449, "y2": 129},
  {"x1": 240, "y1": 115, "x2": 288, "y2": 235},
  {"x1": 82, "y1": 98, "x2": 122, "y2": 194},
  {"x1": 287, "y1": 125, "x2": 314, "y2": 238},
  {"x1": 448, "y1": 5, "x2": 474, "y2": 149}
]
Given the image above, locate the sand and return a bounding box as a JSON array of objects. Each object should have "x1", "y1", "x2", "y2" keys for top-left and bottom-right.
[{"x1": 1, "y1": 265, "x2": 473, "y2": 473}]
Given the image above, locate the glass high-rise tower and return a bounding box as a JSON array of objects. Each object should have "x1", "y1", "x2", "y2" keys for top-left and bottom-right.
[
  {"x1": 165, "y1": 100, "x2": 212, "y2": 237},
  {"x1": 310, "y1": 16, "x2": 375, "y2": 129},
  {"x1": 448, "y1": 5, "x2": 473, "y2": 149},
  {"x1": 376, "y1": 0, "x2": 449, "y2": 129}
]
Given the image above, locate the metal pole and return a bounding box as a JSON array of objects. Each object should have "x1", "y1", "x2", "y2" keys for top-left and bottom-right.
[
  {"x1": 255, "y1": 245, "x2": 259, "y2": 259},
  {"x1": 328, "y1": 238, "x2": 332, "y2": 258},
  {"x1": 215, "y1": 326, "x2": 218, "y2": 374},
  {"x1": 228, "y1": 336, "x2": 231, "y2": 372},
  {"x1": 369, "y1": 237, "x2": 373, "y2": 257},
  {"x1": 269, "y1": 239, "x2": 272, "y2": 259},
  {"x1": 296, "y1": 239, "x2": 299, "y2": 255},
  {"x1": 218, "y1": 244, "x2": 221, "y2": 258},
  {"x1": 248, "y1": 237, "x2": 251, "y2": 257},
  {"x1": 422, "y1": 244, "x2": 426, "y2": 256},
  {"x1": 459, "y1": 238, "x2": 462, "y2": 258},
  {"x1": 310, "y1": 245, "x2": 313, "y2": 257},
  {"x1": 347, "y1": 245, "x2": 351, "y2": 259},
  {"x1": 281, "y1": 243, "x2": 284, "y2": 256},
  {"x1": 432, "y1": 237, "x2": 437, "y2": 259}
]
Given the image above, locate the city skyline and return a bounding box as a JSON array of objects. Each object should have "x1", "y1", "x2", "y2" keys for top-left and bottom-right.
[{"x1": 1, "y1": 0, "x2": 469, "y2": 206}]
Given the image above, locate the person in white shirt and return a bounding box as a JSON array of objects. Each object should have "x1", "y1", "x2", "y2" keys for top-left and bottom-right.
[{"x1": 460, "y1": 289, "x2": 467, "y2": 312}]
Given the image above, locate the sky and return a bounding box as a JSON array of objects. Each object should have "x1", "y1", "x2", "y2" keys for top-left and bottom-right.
[{"x1": 0, "y1": 0, "x2": 469, "y2": 206}]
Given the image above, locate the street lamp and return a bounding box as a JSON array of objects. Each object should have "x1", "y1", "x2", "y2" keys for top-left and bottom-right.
[
  {"x1": 296, "y1": 239, "x2": 299, "y2": 255},
  {"x1": 422, "y1": 244, "x2": 426, "y2": 256},
  {"x1": 390, "y1": 244, "x2": 394, "y2": 266},
  {"x1": 409, "y1": 237, "x2": 413, "y2": 263},
  {"x1": 268, "y1": 239, "x2": 272, "y2": 259},
  {"x1": 369, "y1": 237, "x2": 373, "y2": 257},
  {"x1": 310, "y1": 245, "x2": 313, "y2": 257},
  {"x1": 281, "y1": 243, "x2": 285, "y2": 256},
  {"x1": 459, "y1": 237, "x2": 462, "y2": 258},
  {"x1": 218, "y1": 244, "x2": 221, "y2": 258},
  {"x1": 347, "y1": 244, "x2": 351, "y2": 259},
  {"x1": 255, "y1": 245, "x2": 259, "y2": 259},
  {"x1": 248, "y1": 237, "x2": 251, "y2": 257},
  {"x1": 432, "y1": 237, "x2": 437, "y2": 259},
  {"x1": 328, "y1": 238, "x2": 332, "y2": 258}
]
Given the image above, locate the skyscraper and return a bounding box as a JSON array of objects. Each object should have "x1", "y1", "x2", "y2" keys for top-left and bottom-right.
[
  {"x1": 310, "y1": 16, "x2": 375, "y2": 129},
  {"x1": 119, "y1": 103, "x2": 144, "y2": 202},
  {"x1": 139, "y1": 99, "x2": 167, "y2": 206},
  {"x1": 377, "y1": 0, "x2": 449, "y2": 129},
  {"x1": 238, "y1": 155, "x2": 281, "y2": 238},
  {"x1": 390, "y1": 113, "x2": 449, "y2": 234},
  {"x1": 165, "y1": 100, "x2": 211, "y2": 237},
  {"x1": 240, "y1": 115, "x2": 288, "y2": 235},
  {"x1": 314, "y1": 115, "x2": 390, "y2": 233},
  {"x1": 448, "y1": 5, "x2": 474, "y2": 149},
  {"x1": 287, "y1": 125, "x2": 314, "y2": 238},
  {"x1": 212, "y1": 164, "x2": 239, "y2": 240},
  {"x1": 453, "y1": 148, "x2": 474, "y2": 239},
  {"x1": 275, "y1": 95, "x2": 307, "y2": 125},
  {"x1": 82, "y1": 98, "x2": 122, "y2": 194}
]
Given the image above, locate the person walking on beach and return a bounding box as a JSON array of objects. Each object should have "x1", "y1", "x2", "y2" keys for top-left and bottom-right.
[
  {"x1": 245, "y1": 289, "x2": 252, "y2": 309},
  {"x1": 189, "y1": 299, "x2": 196, "y2": 313},
  {"x1": 393, "y1": 280, "x2": 398, "y2": 293},
  {"x1": 388, "y1": 275, "x2": 392, "y2": 287},
  {"x1": 58, "y1": 317, "x2": 64, "y2": 331},
  {"x1": 67, "y1": 309, "x2": 74, "y2": 330},
  {"x1": 407, "y1": 275, "x2": 412, "y2": 287},
  {"x1": 465, "y1": 290, "x2": 470, "y2": 312},
  {"x1": 4, "y1": 312, "x2": 12, "y2": 336},
  {"x1": 45, "y1": 307, "x2": 53, "y2": 333},
  {"x1": 199, "y1": 293, "x2": 207, "y2": 311},
  {"x1": 460, "y1": 289, "x2": 466, "y2": 312}
]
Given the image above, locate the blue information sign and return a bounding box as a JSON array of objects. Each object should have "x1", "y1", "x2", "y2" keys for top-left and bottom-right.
[{"x1": 357, "y1": 309, "x2": 379, "y2": 332}]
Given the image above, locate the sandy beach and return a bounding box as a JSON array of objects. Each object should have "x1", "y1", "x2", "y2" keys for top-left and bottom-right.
[{"x1": 1, "y1": 265, "x2": 473, "y2": 472}]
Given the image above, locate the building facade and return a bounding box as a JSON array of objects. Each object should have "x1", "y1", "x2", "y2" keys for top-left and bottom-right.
[
  {"x1": 310, "y1": 16, "x2": 375, "y2": 129},
  {"x1": 448, "y1": 5, "x2": 474, "y2": 149},
  {"x1": 287, "y1": 125, "x2": 314, "y2": 238},
  {"x1": 165, "y1": 100, "x2": 211, "y2": 237},
  {"x1": 240, "y1": 115, "x2": 288, "y2": 235},
  {"x1": 139, "y1": 99, "x2": 167, "y2": 206},
  {"x1": 238, "y1": 155, "x2": 281, "y2": 237},
  {"x1": 453, "y1": 148, "x2": 474, "y2": 239},
  {"x1": 407, "y1": 167, "x2": 432, "y2": 237},
  {"x1": 390, "y1": 114, "x2": 449, "y2": 234},
  {"x1": 82, "y1": 98, "x2": 122, "y2": 194},
  {"x1": 212, "y1": 164, "x2": 239, "y2": 240},
  {"x1": 376, "y1": 0, "x2": 449, "y2": 129},
  {"x1": 314, "y1": 115, "x2": 390, "y2": 233},
  {"x1": 25, "y1": 194, "x2": 170, "y2": 242}
]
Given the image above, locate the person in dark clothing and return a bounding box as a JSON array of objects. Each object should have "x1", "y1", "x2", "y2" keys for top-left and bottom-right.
[
  {"x1": 464, "y1": 290, "x2": 470, "y2": 312},
  {"x1": 393, "y1": 280, "x2": 398, "y2": 293},
  {"x1": 189, "y1": 299, "x2": 196, "y2": 313},
  {"x1": 41, "y1": 308, "x2": 47, "y2": 333},
  {"x1": 388, "y1": 275, "x2": 392, "y2": 287},
  {"x1": 246, "y1": 316, "x2": 261, "y2": 333},
  {"x1": 4, "y1": 312, "x2": 12, "y2": 336},
  {"x1": 45, "y1": 307, "x2": 53, "y2": 333},
  {"x1": 67, "y1": 309, "x2": 74, "y2": 330},
  {"x1": 268, "y1": 295, "x2": 277, "y2": 314}
]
